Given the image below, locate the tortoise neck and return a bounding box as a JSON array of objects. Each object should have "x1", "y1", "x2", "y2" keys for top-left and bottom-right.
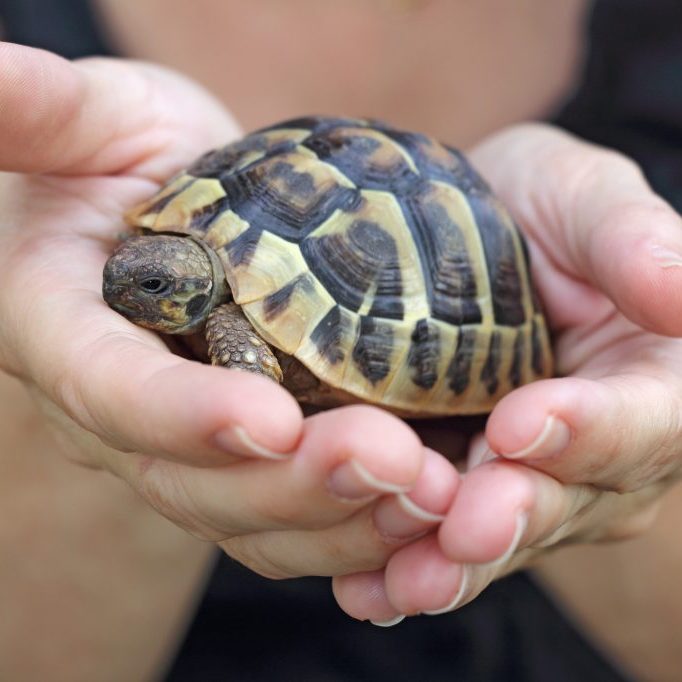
[{"x1": 188, "y1": 237, "x2": 230, "y2": 321}]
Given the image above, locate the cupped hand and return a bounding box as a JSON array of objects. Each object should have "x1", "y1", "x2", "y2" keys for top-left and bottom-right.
[
  {"x1": 334, "y1": 124, "x2": 682, "y2": 623},
  {"x1": 0, "y1": 42, "x2": 450, "y2": 580}
]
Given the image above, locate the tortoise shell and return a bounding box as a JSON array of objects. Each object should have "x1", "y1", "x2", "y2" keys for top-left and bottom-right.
[{"x1": 126, "y1": 116, "x2": 552, "y2": 415}]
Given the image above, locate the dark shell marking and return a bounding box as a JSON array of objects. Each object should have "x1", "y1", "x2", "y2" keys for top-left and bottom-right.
[
  {"x1": 398, "y1": 184, "x2": 482, "y2": 326},
  {"x1": 352, "y1": 316, "x2": 394, "y2": 385},
  {"x1": 408, "y1": 319, "x2": 441, "y2": 390},
  {"x1": 219, "y1": 156, "x2": 360, "y2": 242},
  {"x1": 301, "y1": 218, "x2": 403, "y2": 319},
  {"x1": 128, "y1": 116, "x2": 552, "y2": 414}
]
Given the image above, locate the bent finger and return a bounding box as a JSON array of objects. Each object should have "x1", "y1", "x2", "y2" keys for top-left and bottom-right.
[
  {"x1": 470, "y1": 124, "x2": 682, "y2": 336},
  {"x1": 486, "y1": 371, "x2": 682, "y2": 491},
  {"x1": 215, "y1": 462, "x2": 454, "y2": 578},
  {"x1": 438, "y1": 460, "x2": 598, "y2": 565},
  {"x1": 140, "y1": 407, "x2": 428, "y2": 537},
  {"x1": 0, "y1": 42, "x2": 238, "y2": 178},
  {"x1": 332, "y1": 571, "x2": 402, "y2": 625}
]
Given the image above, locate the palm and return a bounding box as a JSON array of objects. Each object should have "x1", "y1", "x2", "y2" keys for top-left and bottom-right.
[{"x1": 10, "y1": 174, "x2": 168, "y2": 349}]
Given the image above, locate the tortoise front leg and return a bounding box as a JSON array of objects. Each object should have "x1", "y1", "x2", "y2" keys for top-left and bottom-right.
[{"x1": 205, "y1": 302, "x2": 283, "y2": 383}]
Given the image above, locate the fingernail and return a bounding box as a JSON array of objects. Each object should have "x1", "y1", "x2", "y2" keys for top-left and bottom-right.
[
  {"x1": 215, "y1": 425, "x2": 289, "y2": 460},
  {"x1": 467, "y1": 447, "x2": 497, "y2": 471},
  {"x1": 373, "y1": 495, "x2": 444, "y2": 541},
  {"x1": 423, "y1": 566, "x2": 470, "y2": 615},
  {"x1": 485, "y1": 511, "x2": 527, "y2": 569},
  {"x1": 651, "y1": 245, "x2": 682, "y2": 269},
  {"x1": 327, "y1": 460, "x2": 411, "y2": 501},
  {"x1": 501, "y1": 416, "x2": 571, "y2": 460},
  {"x1": 370, "y1": 614, "x2": 406, "y2": 627},
  {"x1": 398, "y1": 494, "x2": 446, "y2": 523}
]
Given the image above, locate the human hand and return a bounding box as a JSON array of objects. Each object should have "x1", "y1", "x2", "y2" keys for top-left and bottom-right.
[
  {"x1": 333, "y1": 123, "x2": 682, "y2": 623},
  {"x1": 0, "y1": 42, "x2": 454, "y2": 580}
]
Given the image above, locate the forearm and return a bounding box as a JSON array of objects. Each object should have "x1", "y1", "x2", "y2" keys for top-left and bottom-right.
[
  {"x1": 536, "y1": 481, "x2": 682, "y2": 682},
  {"x1": 0, "y1": 372, "x2": 214, "y2": 682}
]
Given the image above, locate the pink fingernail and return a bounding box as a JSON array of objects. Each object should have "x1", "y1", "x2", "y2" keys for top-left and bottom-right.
[
  {"x1": 501, "y1": 416, "x2": 571, "y2": 460},
  {"x1": 215, "y1": 425, "x2": 289, "y2": 460},
  {"x1": 651, "y1": 245, "x2": 682, "y2": 269},
  {"x1": 370, "y1": 615, "x2": 406, "y2": 627},
  {"x1": 373, "y1": 495, "x2": 444, "y2": 541},
  {"x1": 397, "y1": 494, "x2": 446, "y2": 523},
  {"x1": 327, "y1": 460, "x2": 411, "y2": 501},
  {"x1": 467, "y1": 447, "x2": 497, "y2": 471},
  {"x1": 423, "y1": 566, "x2": 470, "y2": 615},
  {"x1": 485, "y1": 511, "x2": 528, "y2": 569}
]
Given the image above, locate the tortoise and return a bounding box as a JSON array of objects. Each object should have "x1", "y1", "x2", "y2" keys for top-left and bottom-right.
[{"x1": 102, "y1": 116, "x2": 552, "y2": 416}]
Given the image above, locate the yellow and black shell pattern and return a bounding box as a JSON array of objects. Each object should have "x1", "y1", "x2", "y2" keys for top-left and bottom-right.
[{"x1": 127, "y1": 116, "x2": 553, "y2": 415}]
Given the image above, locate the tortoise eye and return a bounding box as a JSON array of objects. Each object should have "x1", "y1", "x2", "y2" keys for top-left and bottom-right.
[{"x1": 139, "y1": 277, "x2": 170, "y2": 294}]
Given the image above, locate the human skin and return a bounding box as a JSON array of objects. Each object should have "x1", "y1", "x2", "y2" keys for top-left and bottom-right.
[
  {"x1": 536, "y1": 486, "x2": 682, "y2": 682},
  {"x1": 94, "y1": 0, "x2": 587, "y2": 146},
  {"x1": 0, "y1": 371, "x2": 215, "y2": 682},
  {"x1": 3, "y1": 2, "x2": 682, "y2": 677}
]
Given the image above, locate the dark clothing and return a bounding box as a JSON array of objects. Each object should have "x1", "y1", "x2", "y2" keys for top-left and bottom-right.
[
  {"x1": 0, "y1": 0, "x2": 112, "y2": 59},
  {"x1": 3, "y1": 0, "x2": 679, "y2": 679},
  {"x1": 163, "y1": 557, "x2": 627, "y2": 682},
  {"x1": 556, "y1": 0, "x2": 682, "y2": 212}
]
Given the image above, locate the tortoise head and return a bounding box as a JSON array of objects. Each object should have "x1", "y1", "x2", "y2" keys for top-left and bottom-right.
[{"x1": 102, "y1": 235, "x2": 228, "y2": 334}]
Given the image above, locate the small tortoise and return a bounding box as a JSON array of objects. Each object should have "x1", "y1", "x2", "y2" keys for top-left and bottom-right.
[{"x1": 103, "y1": 116, "x2": 552, "y2": 416}]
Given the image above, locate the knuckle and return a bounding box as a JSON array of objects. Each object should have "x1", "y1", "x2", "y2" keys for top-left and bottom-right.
[
  {"x1": 139, "y1": 462, "x2": 226, "y2": 541},
  {"x1": 247, "y1": 494, "x2": 301, "y2": 531},
  {"x1": 613, "y1": 389, "x2": 682, "y2": 493},
  {"x1": 350, "y1": 512, "x2": 397, "y2": 567},
  {"x1": 220, "y1": 536, "x2": 294, "y2": 580},
  {"x1": 50, "y1": 362, "x2": 98, "y2": 432}
]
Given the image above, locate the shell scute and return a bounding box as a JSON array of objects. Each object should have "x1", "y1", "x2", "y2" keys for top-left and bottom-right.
[
  {"x1": 303, "y1": 126, "x2": 420, "y2": 194},
  {"x1": 188, "y1": 128, "x2": 310, "y2": 180},
  {"x1": 218, "y1": 151, "x2": 360, "y2": 242}
]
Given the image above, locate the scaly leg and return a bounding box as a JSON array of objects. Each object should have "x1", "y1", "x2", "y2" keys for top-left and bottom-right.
[{"x1": 205, "y1": 302, "x2": 283, "y2": 383}]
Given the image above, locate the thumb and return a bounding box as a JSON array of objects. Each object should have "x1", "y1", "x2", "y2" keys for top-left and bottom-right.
[
  {"x1": 0, "y1": 41, "x2": 238, "y2": 178},
  {"x1": 469, "y1": 123, "x2": 682, "y2": 337}
]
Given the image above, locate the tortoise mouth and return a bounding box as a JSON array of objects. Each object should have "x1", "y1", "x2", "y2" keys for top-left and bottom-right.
[
  {"x1": 103, "y1": 284, "x2": 153, "y2": 325},
  {"x1": 102, "y1": 268, "x2": 162, "y2": 327},
  {"x1": 109, "y1": 300, "x2": 139, "y2": 317}
]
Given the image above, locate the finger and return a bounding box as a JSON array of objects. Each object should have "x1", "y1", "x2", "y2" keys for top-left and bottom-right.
[
  {"x1": 384, "y1": 535, "x2": 467, "y2": 615},
  {"x1": 470, "y1": 123, "x2": 682, "y2": 336},
  {"x1": 333, "y1": 537, "x2": 470, "y2": 620},
  {"x1": 219, "y1": 508, "x2": 389, "y2": 579},
  {"x1": 380, "y1": 459, "x2": 580, "y2": 615},
  {"x1": 372, "y1": 448, "x2": 459, "y2": 541},
  {"x1": 269, "y1": 449, "x2": 458, "y2": 575},
  {"x1": 336, "y1": 535, "x2": 511, "y2": 619},
  {"x1": 353, "y1": 468, "x2": 664, "y2": 617},
  {"x1": 485, "y1": 369, "x2": 682, "y2": 491},
  {"x1": 0, "y1": 42, "x2": 238, "y2": 178},
  {"x1": 383, "y1": 536, "x2": 527, "y2": 617},
  {"x1": 438, "y1": 460, "x2": 598, "y2": 565},
  {"x1": 32, "y1": 342, "x2": 303, "y2": 468},
  {"x1": 394, "y1": 479, "x2": 664, "y2": 616},
  {"x1": 133, "y1": 407, "x2": 425, "y2": 537},
  {"x1": 332, "y1": 571, "x2": 404, "y2": 626},
  {"x1": 219, "y1": 462, "x2": 453, "y2": 579}
]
